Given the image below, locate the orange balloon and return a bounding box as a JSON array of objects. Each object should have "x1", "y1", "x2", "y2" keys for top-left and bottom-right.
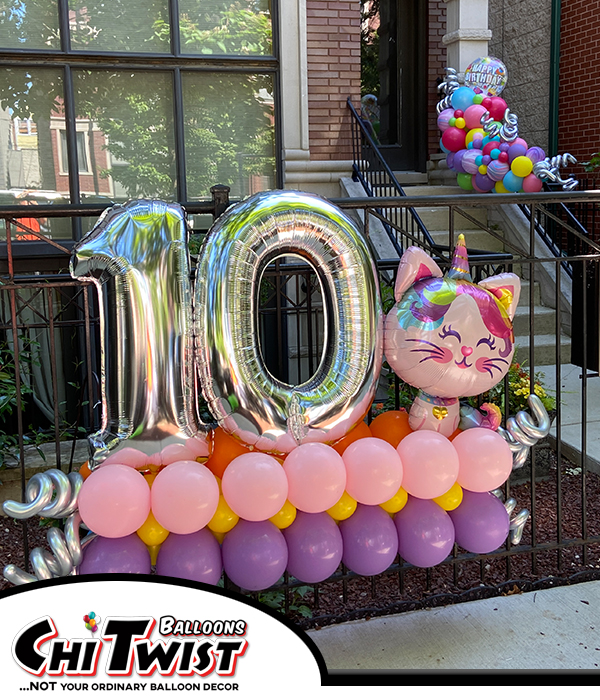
[
  {"x1": 331, "y1": 421, "x2": 372, "y2": 456},
  {"x1": 449, "y1": 428, "x2": 462, "y2": 441},
  {"x1": 205, "y1": 427, "x2": 252, "y2": 479},
  {"x1": 79, "y1": 461, "x2": 91, "y2": 481},
  {"x1": 369, "y1": 410, "x2": 412, "y2": 448}
]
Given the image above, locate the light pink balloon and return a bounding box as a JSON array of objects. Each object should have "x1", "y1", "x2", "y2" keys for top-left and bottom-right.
[
  {"x1": 283, "y1": 443, "x2": 346, "y2": 513},
  {"x1": 151, "y1": 460, "x2": 219, "y2": 534},
  {"x1": 222, "y1": 453, "x2": 288, "y2": 521},
  {"x1": 102, "y1": 447, "x2": 149, "y2": 469},
  {"x1": 397, "y1": 431, "x2": 459, "y2": 499},
  {"x1": 342, "y1": 437, "x2": 403, "y2": 505},
  {"x1": 522, "y1": 173, "x2": 543, "y2": 193},
  {"x1": 78, "y1": 463, "x2": 151, "y2": 538},
  {"x1": 464, "y1": 104, "x2": 488, "y2": 130},
  {"x1": 186, "y1": 436, "x2": 210, "y2": 459},
  {"x1": 453, "y1": 427, "x2": 513, "y2": 492},
  {"x1": 160, "y1": 442, "x2": 199, "y2": 465}
]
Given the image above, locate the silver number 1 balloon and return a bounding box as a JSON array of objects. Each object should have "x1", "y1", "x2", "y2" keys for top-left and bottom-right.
[
  {"x1": 71, "y1": 200, "x2": 207, "y2": 466},
  {"x1": 195, "y1": 190, "x2": 384, "y2": 454}
]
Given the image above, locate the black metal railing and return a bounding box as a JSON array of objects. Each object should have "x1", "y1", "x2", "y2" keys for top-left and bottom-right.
[{"x1": 2, "y1": 190, "x2": 600, "y2": 629}]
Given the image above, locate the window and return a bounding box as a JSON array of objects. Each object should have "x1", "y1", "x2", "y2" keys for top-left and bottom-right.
[{"x1": 0, "y1": 1, "x2": 280, "y2": 238}]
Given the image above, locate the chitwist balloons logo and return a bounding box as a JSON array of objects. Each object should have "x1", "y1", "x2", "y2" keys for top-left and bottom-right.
[{"x1": 0, "y1": 577, "x2": 326, "y2": 698}]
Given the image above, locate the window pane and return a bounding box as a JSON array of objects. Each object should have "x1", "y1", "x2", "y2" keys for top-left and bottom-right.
[
  {"x1": 69, "y1": 0, "x2": 170, "y2": 53},
  {"x1": 73, "y1": 70, "x2": 177, "y2": 202},
  {"x1": 179, "y1": 0, "x2": 272, "y2": 55},
  {"x1": 0, "y1": 1, "x2": 60, "y2": 50},
  {"x1": 183, "y1": 72, "x2": 275, "y2": 200}
]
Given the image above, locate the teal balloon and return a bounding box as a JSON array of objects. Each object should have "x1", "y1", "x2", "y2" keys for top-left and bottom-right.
[
  {"x1": 451, "y1": 87, "x2": 477, "y2": 111},
  {"x1": 503, "y1": 171, "x2": 524, "y2": 192},
  {"x1": 89, "y1": 612, "x2": 95, "y2": 619},
  {"x1": 439, "y1": 137, "x2": 451, "y2": 154}
]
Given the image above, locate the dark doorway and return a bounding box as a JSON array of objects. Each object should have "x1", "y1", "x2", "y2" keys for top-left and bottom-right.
[{"x1": 361, "y1": 0, "x2": 428, "y2": 172}]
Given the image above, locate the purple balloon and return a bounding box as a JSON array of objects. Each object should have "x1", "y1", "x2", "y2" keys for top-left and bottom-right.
[
  {"x1": 462, "y1": 149, "x2": 482, "y2": 175},
  {"x1": 449, "y1": 490, "x2": 510, "y2": 554},
  {"x1": 508, "y1": 143, "x2": 527, "y2": 164},
  {"x1": 222, "y1": 520, "x2": 287, "y2": 591},
  {"x1": 78, "y1": 534, "x2": 151, "y2": 575},
  {"x1": 156, "y1": 529, "x2": 222, "y2": 584},
  {"x1": 526, "y1": 146, "x2": 546, "y2": 164},
  {"x1": 474, "y1": 172, "x2": 495, "y2": 192},
  {"x1": 339, "y1": 504, "x2": 398, "y2": 576},
  {"x1": 446, "y1": 152, "x2": 455, "y2": 170},
  {"x1": 284, "y1": 511, "x2": 343, "y2": 583},
  {"x1": 394, "y1": 497, "x2": 455, "y2": 568},
  {"x1": 452, "y1": 149, "x2": 469, "y2": 174}
]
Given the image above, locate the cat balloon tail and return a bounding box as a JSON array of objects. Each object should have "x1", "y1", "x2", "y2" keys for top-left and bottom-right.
[{"x1": 384, "y1": 235, "x2": 520, "y2": 438}]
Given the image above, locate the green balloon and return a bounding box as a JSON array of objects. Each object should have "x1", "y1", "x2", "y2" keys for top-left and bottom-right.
[{"x1": 457, "y1": 172, "x2": 474, "y2": 190}]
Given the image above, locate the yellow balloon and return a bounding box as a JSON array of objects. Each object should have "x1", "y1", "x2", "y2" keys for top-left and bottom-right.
[
  {"x1": 465, "y1": 128, "x2": 485, "y2": 146},
  {"x1": 269, "y1": 500, "x2": 297, "y2": 529},
  {"x1": 326, "y1": 491, "x2": 357, "y2": 521},
  {"x1": 495, "y1": 180, "x2": 510, "y2": 193},
  {"x1": 454, "y1": 117, "x2": 466, "y2": 130},
  {"x1": 207, "y1": 495, "x2": 239, "y2": 534},
  {"x1": 144, "y1": 472, "x2": 158, "y2": 487},
  {"x1": 147, "y1": 544, "x2": 161, "y2": 566},
  {"x1": 433, "y1": 482, "x2": 463, "y2": 511},
  {"x1": 511, "y1": 155, "x2": 533, "y2": 178},
  {"x1": 137, "y1": 511, "x2": 169, "y2": 546},
  {"x1": 380, "y1": 486, "x2": 408, "y2": 514},
  {"x1": 213, "y1": 531, "x2": 225, "y2": 545}
]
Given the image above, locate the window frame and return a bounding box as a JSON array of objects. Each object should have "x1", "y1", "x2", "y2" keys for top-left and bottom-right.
[{"x1": 0, "y1": 0, "x2": 282, "y2": 241}]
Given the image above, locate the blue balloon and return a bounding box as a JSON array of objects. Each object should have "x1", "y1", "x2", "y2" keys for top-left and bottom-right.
[
  {"x1": 503, "y1": 171, "x2": 524, "y2": 192},
  {"x1": 451, "y1": 87, "x2": 477, "y2": 112}
]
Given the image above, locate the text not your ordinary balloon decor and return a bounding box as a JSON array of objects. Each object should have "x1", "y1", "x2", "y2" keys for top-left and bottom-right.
[{"x1": 3, "y1": 193, "x2": 549, "y2": 589}]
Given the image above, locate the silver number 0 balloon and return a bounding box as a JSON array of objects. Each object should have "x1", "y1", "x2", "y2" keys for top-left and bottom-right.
[
  {"x1": 71, "y1": 200, "x2": 206, "y2": 465},
  {"x1": 195, "y1": 191, "x2": 384, "y2": 454}
]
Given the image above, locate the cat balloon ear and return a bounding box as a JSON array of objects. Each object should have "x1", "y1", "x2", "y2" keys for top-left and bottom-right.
[
  {"x1": 479, "y1": 273, "x2": 521, "y2": 320},
  {"x1": 394, "y1": 246, "x2": 443, "y2": 301}
]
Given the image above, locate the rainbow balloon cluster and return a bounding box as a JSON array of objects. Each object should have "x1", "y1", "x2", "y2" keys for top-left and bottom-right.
[
  {"x1": 83, "y1": 612, "x2": 99, "y2": 632},
  {"x1": 76, "y1": 411, "x2": 512, "y2": 589},
  {"x1": 438, "y1": 86, "x2": 546, "y2": 194}
]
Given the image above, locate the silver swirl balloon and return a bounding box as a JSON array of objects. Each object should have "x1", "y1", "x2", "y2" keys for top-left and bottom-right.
[
  {"x1": 492, "y1": 490, "x2": 530, "y2": 545},
  {"x1": 70, "y1": 200, "x2": 208, "y2": 467},
  {"x1": 480, "y1": 110, "x2": 501, "y2": 139},
  {"x1": 2, "y1": 469, "x2": 82, "y2": 520},
  {"x1": 497, "y1": 394, "x2": 551, "y2": 469},
  {"x1": 533, "y1": 153, "x2": 579, "y2": 191},
  {"x1": 500, "y1": 108, "x2": 519, "y2": 142},
  {"x1": 3, "y1": 513, "x2": 88, "y2": 586},
  {"x1": 437, "y1": 67, "x2": 460, "y2": 113},
  {"x1": 195, "y1": 190, "x2": 383, "y2": 454}
]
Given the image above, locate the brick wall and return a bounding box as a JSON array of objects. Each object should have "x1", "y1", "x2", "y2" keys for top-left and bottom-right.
[
  {"x1": 427, "y1": 0, "x2": 447, "y2": 159},
  {"x1": 306, "y1": 1, "x2": 362, "y2": 161},
  {"x1": 558, "y1": 0, "x2": 600, "y2": 170}
]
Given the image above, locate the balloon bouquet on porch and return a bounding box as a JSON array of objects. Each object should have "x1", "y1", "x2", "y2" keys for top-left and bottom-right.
[{"x1": 3, "y1": 190, "x2": 550, "y2": 589}]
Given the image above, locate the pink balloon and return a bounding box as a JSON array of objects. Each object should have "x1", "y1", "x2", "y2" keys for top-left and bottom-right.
[
  {"x1": 464, "y1": 104, "x2": 488, "y2": 130},
  {"x1": 397, "y1": 431, "x2": 459, "y2": 499},
  {"x1": 453, "y1": 428, "x2": 513, "y2": 492},
  {"x1": 151, "y1": 460, "x2": 219, "y2": 534},
  {"x1": 343, "y1": 437, "x2": 403, "y2": 505},
  {"x1": 102, "y1": 447, "x2": 149, "y2": 469},
  {"x1": 283, "y1": 443, "x2": 346, "y2": 513},
  {"x1": 160, "y1": 442, "x2": 199, "y2": 465},
  {"x1": 522, "y1": 173, "x2": 543, "y2": 193},
  {"x1": 222, "y1": 453, "x2": 288, "y2": 521},
  {"x1": 186, "y1": 436, "x2": 210, "y2": 459},
  {"x1": 78, "y1": 464, "x2": 151, "y2": 538}
]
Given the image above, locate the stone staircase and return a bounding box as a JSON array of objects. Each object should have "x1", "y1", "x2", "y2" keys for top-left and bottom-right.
[{"x1": 402, "y1": 184, "x2": 572, "y2": 367}]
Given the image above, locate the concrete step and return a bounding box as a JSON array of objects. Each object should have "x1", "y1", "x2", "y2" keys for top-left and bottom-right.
[
  {"x1": 413, "y1": 206, "x2": 489, "y2": 232},
  {"x1": 430, "y1": 230, "x2": 505, "y2": 252},
  {"x1": 518, "y1": 280, "x2": 542, "y2": 307},
  {"x1": 513, "y1": 305, "x2": 558, "y2": 336},
  {"x1": 514, "y1": 333, "x2": 571, "y2": 366},
  {"x1": 393, "y1": 171, "x2": 428, "y2": 185},
  {"x1": 402, "y1": 185, "x2": 464, "y2": 196}
]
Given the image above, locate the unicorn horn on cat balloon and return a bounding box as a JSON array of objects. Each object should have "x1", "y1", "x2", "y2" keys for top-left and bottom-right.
[{"x1": 384, "y1": 235, "x2": 520, "y2": 437}]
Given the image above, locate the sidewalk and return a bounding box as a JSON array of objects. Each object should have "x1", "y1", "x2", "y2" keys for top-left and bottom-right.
[{"x1": 307, "y1": 579, "x2": 600, "y2": 670}]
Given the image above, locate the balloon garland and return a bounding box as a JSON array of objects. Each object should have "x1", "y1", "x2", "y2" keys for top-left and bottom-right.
[
  {"x1": 3, "y1": 192, "x2": 551, "y2": 588},
  {"x1": 437, "y1": 57, "x2": 578, "y2": 192}
]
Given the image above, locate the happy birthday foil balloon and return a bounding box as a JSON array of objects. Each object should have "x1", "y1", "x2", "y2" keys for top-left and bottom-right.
[
  {"x1": 70, "y1": 200, "x2": 208, "y2": 467},
  {"x1": 383, "y1": 235, "x2": 520, "y2": 437},
  {"x1": 195, "y1": 190, "x2": 384, "y2": 454}
]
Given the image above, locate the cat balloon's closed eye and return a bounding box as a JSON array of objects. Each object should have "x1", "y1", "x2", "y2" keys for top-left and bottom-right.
[{"x1": 383, "y1": 236, "x2": 521, "y2": 437}]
